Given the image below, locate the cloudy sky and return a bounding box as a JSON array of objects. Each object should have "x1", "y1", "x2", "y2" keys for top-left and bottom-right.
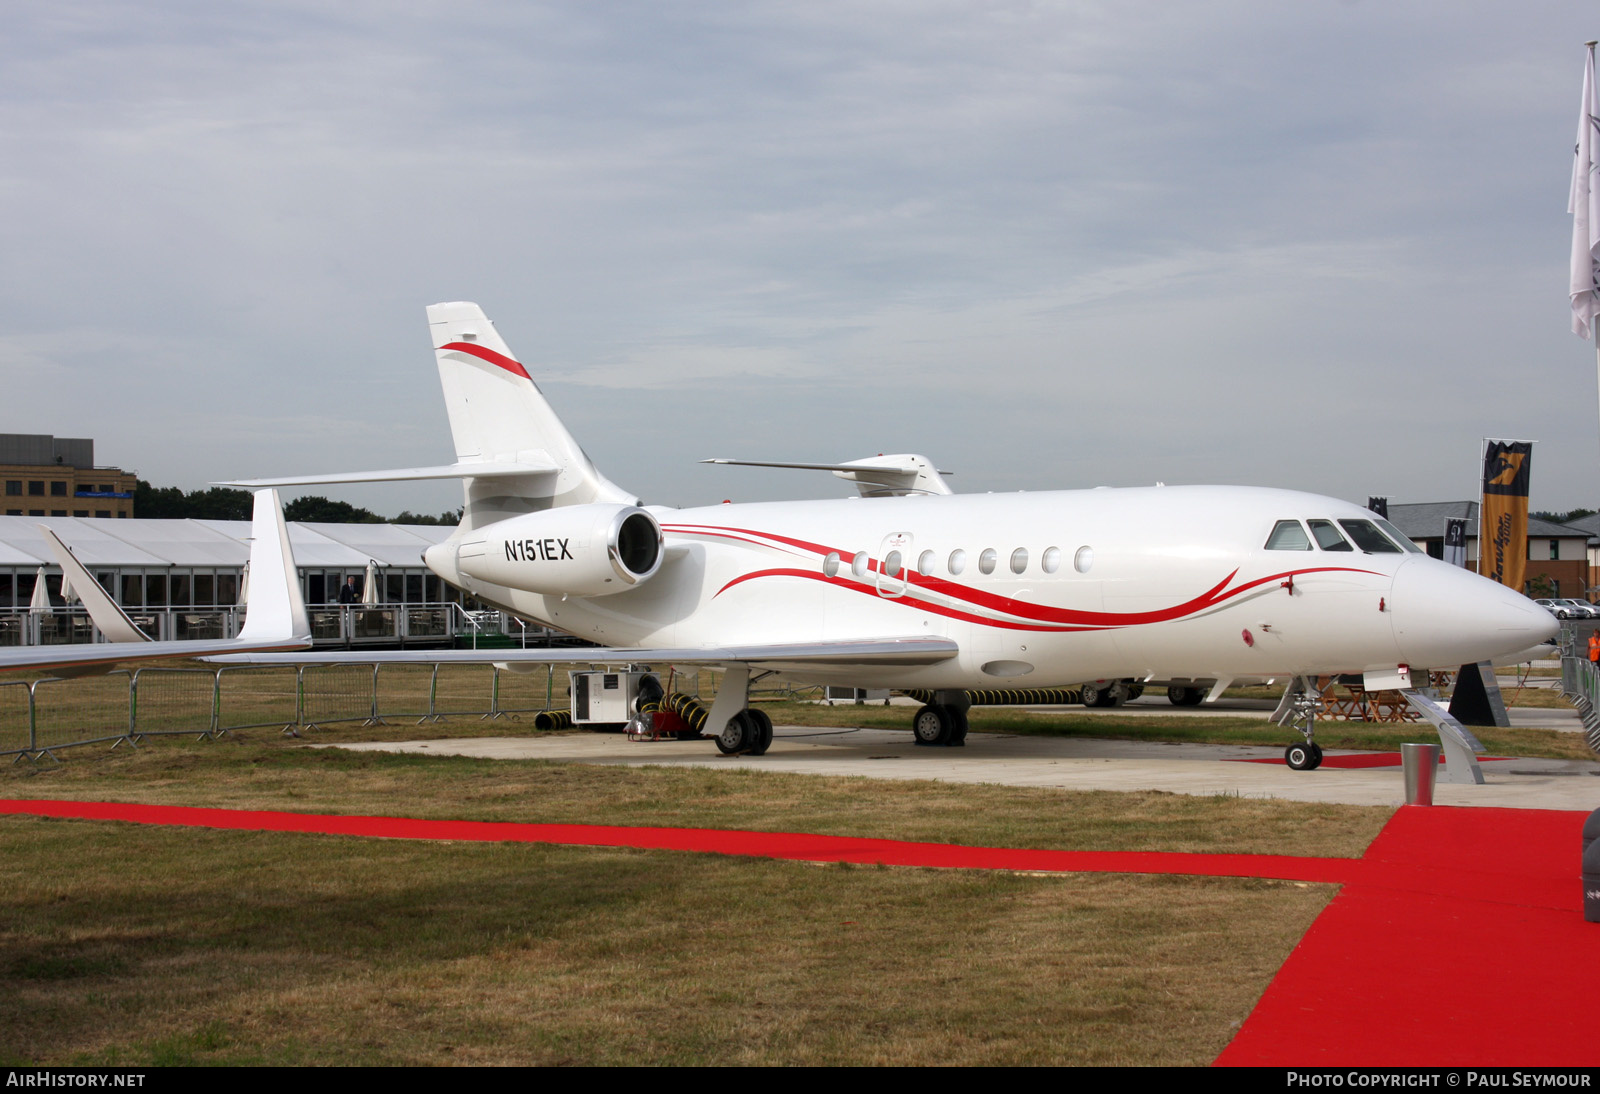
[{"x1": 4, "y1": 2, "x2": 1598, "y2": 516}]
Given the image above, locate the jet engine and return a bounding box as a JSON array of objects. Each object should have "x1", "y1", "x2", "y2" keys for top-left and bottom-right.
[{"x1": 443, "y1": 504, "x2": 664, "y2": 598}]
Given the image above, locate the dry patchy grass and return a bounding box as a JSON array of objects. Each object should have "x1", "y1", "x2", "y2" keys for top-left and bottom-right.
[
  {"x1": 1, "y1": 816, "x2": 1330, "y2": 1066},
  {"x1": 3, "y1": 731, "x2": 1391, "y2": 858}
]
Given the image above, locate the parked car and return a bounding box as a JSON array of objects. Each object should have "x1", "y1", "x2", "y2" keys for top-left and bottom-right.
[{"x1": 1537, "y1": 598, "x2": 1598, "y2": 619}]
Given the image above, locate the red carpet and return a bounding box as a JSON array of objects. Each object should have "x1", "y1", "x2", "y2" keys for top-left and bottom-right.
[
  {"x1": 0, "y1": 799, "x2": 1356, "y2": 883},
  {"x1": 2, "y1": 798, "x2": 1593, "y2": 1065},
  {"x1": 1216, "y1": 806, "x2": 1593, "y2": 1067}
]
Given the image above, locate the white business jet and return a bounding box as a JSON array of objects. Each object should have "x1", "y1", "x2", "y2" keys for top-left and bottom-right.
[
  {"x1": 0, "y1": 490, "x2": 311, "y2": 675},
  {"x1": 222, "y1": 303, "x2": 1555, "y2": 766}
]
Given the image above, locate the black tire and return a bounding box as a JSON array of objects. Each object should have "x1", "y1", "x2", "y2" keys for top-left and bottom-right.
[
  {"x1": 1125, "y1": 683, "x2": 1145, "y2": 702},
  {"x1": 1081, "y1": 683, "x2": 1103, "y2": 708},
  {"x1": 946, "y1": 705, "x2": 969, "y2": 747},
  {"x1": 1306, "y1": 742, "x2": 1323, "y2": 770},
  {"x1": 1168, "y1": 686, "x2": 1203, "y2": 707},
  {"x1": 912, "y1": 704, "x2": 953, "y2": 746},
  {"x1": 1285, "y1": 743, "x2": 1316, "y2": 771},
  {"x1": 715, "y1": 711, "x2": 752, "y2": 755},
  {"x1": 745, "y1": 708, "x2": 774, "y2": 756}
]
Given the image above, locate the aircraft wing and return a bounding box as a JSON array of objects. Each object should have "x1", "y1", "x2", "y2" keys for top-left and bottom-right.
[
  {"x1": 216, "y1": 460, "x2": 557, "y2": 488},
  {"x1": 0, "y1": 490, "x2": 313, "y2": 676},
  {"x1": 205, "y1": 636, "x2": 960, "y2": 669}
]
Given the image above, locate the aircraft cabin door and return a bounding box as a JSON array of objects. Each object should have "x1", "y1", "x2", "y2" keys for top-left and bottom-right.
[{"x1": 876, "y1": 532, "x2": 912, "y2": 598}]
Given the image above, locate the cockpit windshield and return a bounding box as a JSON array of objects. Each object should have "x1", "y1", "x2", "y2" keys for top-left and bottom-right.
[
  {"x1": 1338, "y1": 519, "x2": 1403, "y2": 554},
  {"x1": 1373, "y1": 518, "x2": 1424, "y2": 554}
]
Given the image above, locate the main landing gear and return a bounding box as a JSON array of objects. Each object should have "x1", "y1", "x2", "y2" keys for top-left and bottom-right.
[
  {"x1": 714, "y1": 707, "x2": 774, "y2": 756},
  {"x1": 912, "y1": 702, "x2": 969, "y2": 747},
  {"x1": 1080, "y1": 680, "x2": 1144, "y2": 707},
  {"x1": 1166, "y1": 685, "x2": 1205, "y2": 707}
]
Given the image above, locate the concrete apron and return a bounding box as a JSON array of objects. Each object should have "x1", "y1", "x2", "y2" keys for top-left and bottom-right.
[{"x1": 321, "y1": 725, "x2": 1600, "y2": 810}]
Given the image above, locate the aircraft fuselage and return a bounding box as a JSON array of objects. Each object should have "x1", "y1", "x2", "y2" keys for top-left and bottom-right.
[{"x1": 426, "y1": 484, "x2": 1554, "y2": 690}]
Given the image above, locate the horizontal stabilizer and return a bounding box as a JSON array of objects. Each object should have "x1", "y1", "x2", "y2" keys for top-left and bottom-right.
[
  {"x1": 217, "y1": 460, "x2": 557, "y2": 488},
  {"x1": 703, "y1": 454, "x2": 954, "y2": 498}
]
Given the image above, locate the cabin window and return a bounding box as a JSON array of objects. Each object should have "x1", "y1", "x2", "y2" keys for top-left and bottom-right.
[
  {"x1": 1337, "y1": 519, "x2": 1402, "y2": 554},
  {"x1": 1307, "y1": 520, "x2": 1352, "y2": 552},
  {"x1": 978, "y1": 548, "x2": 998, "y2": 575},
  {"x1": 851, "y1": 552, "x2": 869, "y2": 578},
  {"x1": 1010, "y1": 548, "x2": 1028, "y2": 574},
  {"x1": 883, "y1": 551, "x2": 902, "y2": 578},
  {"x1": 1074, "y1": 546, "x2": 1094, "y2": 573},
  {"x1": 823, "y1": 552, "x2": 840, "y2": 578},
  {"x1": 917, "y1": 550, "x2": 935, "y2": 575},
  {"x1": 1265, "y1": 520, "x2": 1313, "y2": 551},
  {"x1": 1042, "y1": 547, "x2": 1061, "y2": 574},
  {"x1": 948, "y1": 549, "x2": 967, "y2": 576}
]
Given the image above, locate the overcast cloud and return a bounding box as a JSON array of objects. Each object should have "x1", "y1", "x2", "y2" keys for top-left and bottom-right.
[{"x1": 3, "y1": 1, "x2": 1597, "y2": 515}]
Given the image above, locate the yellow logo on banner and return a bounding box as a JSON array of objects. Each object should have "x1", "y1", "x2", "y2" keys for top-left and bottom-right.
[{"x1": 1487, "y1": 451, "x2": 1526, "y2": 487}]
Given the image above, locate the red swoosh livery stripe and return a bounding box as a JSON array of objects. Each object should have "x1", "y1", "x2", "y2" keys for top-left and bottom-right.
[
  {"x1": 439, "y1": 341, "x2": 532, "y2": 380},
  {"x1": 661, "y1": 521, "x2": 1381, "y2": 633}
]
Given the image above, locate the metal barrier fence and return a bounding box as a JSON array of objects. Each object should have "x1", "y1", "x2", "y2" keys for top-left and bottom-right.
[
  {"x1": 1, "y1": 660, "x2": 817, "y2": 762},
  {"x1": 3, "y1": 662, "x2": 576, "y2": 761}
]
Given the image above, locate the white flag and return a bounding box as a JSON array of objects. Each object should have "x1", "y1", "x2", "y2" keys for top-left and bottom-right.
[{"x1": 1571, "y1": 43, "x2": 1600, "y2": 339}]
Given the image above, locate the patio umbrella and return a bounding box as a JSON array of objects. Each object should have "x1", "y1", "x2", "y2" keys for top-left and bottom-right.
[
  {"x1": 363, "y1": 559, "x2": 380, "y2": 605},
  {"x1": 28, "y1": 567, "x2": 49, "y2": 613}
]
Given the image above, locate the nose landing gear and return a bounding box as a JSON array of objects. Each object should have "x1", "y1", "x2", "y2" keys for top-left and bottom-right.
[{"x1": 1274, "y1": 676, "x2": 1326, "y2": 771}]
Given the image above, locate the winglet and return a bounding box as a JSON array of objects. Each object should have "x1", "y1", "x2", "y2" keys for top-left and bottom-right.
[
  {"x1": 236, "y1": 489, "x2": 311, "y2": 643},
  {"x1": 38, "y1": 525, "x2": 152, "y2": 643}
]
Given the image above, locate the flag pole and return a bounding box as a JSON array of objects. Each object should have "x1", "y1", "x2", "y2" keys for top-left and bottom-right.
[{"x1": 1578, "y1": 42, "x2": 1600, "y2": 461}]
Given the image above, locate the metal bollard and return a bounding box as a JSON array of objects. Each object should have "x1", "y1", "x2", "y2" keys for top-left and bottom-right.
[
  {"x1": 1584, "y1": 835, "x2": 1600, "y2": 924},
  {"x1": 1400, "y1": 742, "x2": 1439, "y2": 806}
]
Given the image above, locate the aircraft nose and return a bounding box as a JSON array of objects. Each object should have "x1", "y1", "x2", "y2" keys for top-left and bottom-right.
[{"x1": 1389, "y1": 558, "x2": 1558, "y2": 669}]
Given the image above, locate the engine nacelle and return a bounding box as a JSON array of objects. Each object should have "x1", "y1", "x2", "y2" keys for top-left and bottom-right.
[{"x1": 451, "y1": 504, "x2": 664, "y2": 598}]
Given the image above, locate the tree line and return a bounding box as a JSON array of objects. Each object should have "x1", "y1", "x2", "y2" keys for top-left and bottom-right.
[{"x1": 133, "y1": 481, "x2": 462, "y2": 526}]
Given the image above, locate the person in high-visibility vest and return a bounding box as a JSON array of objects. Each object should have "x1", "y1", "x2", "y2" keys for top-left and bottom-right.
[{"x1": 1587, "y1": 630, "x2": 1599, "y2": 664}]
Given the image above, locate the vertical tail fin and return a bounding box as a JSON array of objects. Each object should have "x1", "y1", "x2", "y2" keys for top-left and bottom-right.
[
  {"x1": 237, "y1": 489, "x2": 312, "y2": 643},
  {"x1": 427, "y1": 302, "x2": 635, "y2": 530}
]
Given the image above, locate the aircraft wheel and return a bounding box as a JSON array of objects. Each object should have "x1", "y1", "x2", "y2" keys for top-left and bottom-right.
[
  {"x1": 945, "y1": 705, "x2": 968, "y2": 747},
  {"x1": 1168, "y1": 686, "x2": 1203, "y2": 707},
  {"x1": 1285, "y1": 742, "x2": 1319, "y2": 771},
  {"x1": 912, "y1": 704, "x2": 953, "y2": 746},
  {"x1": 745, "y1": 708, "x2": 774, "y2": 756},
  {"x1": 1081, "y1": 683, "x2": 1103, "y2": 708},
  {"x1": 715, "y1": 711, "x2": 752, "y2": 755}
]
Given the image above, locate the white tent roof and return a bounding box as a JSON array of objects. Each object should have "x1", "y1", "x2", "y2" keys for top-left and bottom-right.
[{"x1": 0, "y1": 516, "x2": 449, "y2": 571}]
